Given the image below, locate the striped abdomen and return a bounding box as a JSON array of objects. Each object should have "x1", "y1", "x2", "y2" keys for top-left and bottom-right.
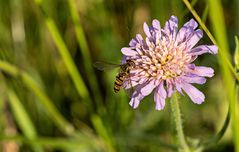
[{"x1": 114, "y1": 72, "x2": 127, "y2": 93}]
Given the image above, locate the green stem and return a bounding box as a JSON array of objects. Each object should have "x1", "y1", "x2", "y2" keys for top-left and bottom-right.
[{"x1": 171, "y1": 93, "x2": 190, "y2": 152}]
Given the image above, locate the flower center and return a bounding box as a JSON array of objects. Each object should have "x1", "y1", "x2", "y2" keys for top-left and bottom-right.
[{"x1": 134, "y1": 43, "x2": 191, "y2": 80}]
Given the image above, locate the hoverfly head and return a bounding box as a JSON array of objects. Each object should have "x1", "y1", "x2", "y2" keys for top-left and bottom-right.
[{"x1": 126, "y1": 59, "x2": 135, "y2": 69}]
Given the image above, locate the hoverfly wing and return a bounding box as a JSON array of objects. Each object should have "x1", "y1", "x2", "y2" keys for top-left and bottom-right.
[
  {"x1": 123, "y1": 74, "x2": 136, "y2": 98},
  {"x1": 93, "y1": 61, "x2": 120, "y2": 71}
]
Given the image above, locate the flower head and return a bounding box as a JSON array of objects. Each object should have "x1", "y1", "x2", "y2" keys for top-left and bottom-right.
[{"x1": 121, "y1": 15, "x2": 218, "y2": 110}]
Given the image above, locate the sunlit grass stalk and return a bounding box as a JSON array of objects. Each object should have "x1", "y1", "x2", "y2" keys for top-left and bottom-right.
[
  {"x1": 182, "y1": 0, "x2": 239, "y2": 82},
  {"x1": 206, "y1": 1, "x2": 239, "y2": 152},
  {"x1": 235, "y1": 84, "x2": 239, "y2": 151},
  {"x1": 34, "y1": 0, "x2": 90, "y2": 102},
  {"x1": 235, "y1": 36, "x2": 239, "y2": 70},
  {"x1": 68, "y1": 0, "x2": 103, "y2": 106},
  {"x1": 7, "y1": 89, "x2": 44, "y2": 152},
  {"x1": 171, "y1": 93, "x2": 190, "y2": 152},
  {"x1": 0, "y1": 60, "x2": 74, "y2": 135},
  {"x1": 233, "y1": 36, "x2": 239, "y2": 152}
]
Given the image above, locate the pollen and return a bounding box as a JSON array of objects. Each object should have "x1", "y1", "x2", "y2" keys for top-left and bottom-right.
[{"x1": 135, "y1": 43, "x2": 186, "y2": 80}]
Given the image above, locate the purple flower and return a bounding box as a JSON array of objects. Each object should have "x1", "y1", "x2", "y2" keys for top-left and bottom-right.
[{"x1": 121, "y1": 15, "x2": 218, "y2": 110}]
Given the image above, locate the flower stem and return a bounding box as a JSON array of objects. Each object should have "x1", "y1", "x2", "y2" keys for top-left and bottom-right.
[{"x1": 171, "y1": 93, "x2": 190, "y2": 152}]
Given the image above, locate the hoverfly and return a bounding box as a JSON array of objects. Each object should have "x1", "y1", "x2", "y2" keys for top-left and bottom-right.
[{"x1": 94, "y1": 59, "x2": 135, "y2": 93}]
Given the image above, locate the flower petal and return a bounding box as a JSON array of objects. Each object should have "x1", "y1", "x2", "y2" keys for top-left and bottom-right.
[
  {"x1": 152, "y1": 19, "x2": 161, "y2": 31},
  {"x1": 190, "y1": 45, "x2": 218, "y2": 56},
  {"x1": 176, "y1": 18, "x2": 198, "y2": 44},
  {"x1": 164, "y1": 15, "x2": 178, "y2": 40},
  {"x1": 181, "y1": 83, "x2": 205, "y2": 104},
  {"x1": 123, "y1": 80, "x2": 138, "y2": 89},
  {"x1": 129, "y1": 80, "x2": 155, "y2": 109},
  {"x1": 144, "y1": 22, "x2": 151, "y2": 37},
  {"x1": 136, "y1": 34, "x2": 144, "y2": 44},
  {"x1": 175, "y1": 79, "x2": 184, "y2": 95},
  {"x1": 183, "y1": 18, "x2": 198, "y2": 30},
  {"x1": 129, "y1": 92, "x2": 144, "y2": 109},
  {"x1": 129, "y1": 38, "x2": 137, "y2": 47},
  {"x1": 121, "y1": 47, "x2": 138, "y2": 56},
  {"x1": 188, "y1": 65, "x2": 215, "y2": 77},
  {"x1": 181, "y1": 76, "x2": 206, "y2": 84},
  {"x1": 166, "y1": 79, "x2": 174, "y2": 97},
  {"x1": 154, "y1": 81, "x2": 167, "y2": 110},
  {"x1": 186, "y1": 29, "x2": 203, "y2": 49},
  {"x1": 140, "y1": 80, "x2": 156, "y2": 96}
]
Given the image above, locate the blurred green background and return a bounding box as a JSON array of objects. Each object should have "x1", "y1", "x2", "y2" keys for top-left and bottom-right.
[{"x1": 0, "y1": 0, "x2": 238, "y2": 151}]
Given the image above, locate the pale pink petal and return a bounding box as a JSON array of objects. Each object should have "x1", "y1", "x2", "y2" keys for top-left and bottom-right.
[
  {"x1": 136, "y1": 34, "x2": 144, "y2": 45},
  {"x1": 166, "y1": 79, "x2": 174, "y2": 97},
  {"x1": 188, "y1": 66, "x2": 215, "y2": 77},
  {"x1": 154, "y1": 81, "x2": 167, "y2": 110},
  {"x1": 140, "y1": 80, "x2": 156, "y2": 96},
  {"x1": 123, "y1": 80, "x2": 138, "y2": 89},
  {"x1": 129, "y1": 92, "x2": 144, "y2": 109},
  {"x1": 186, "y1": 29, "x2": 203, "y2": 49},
  {"x1": 176, "y1": 19, "x2": 198, "y2": 42},
  {"x1": 152, "y1": 19, "x2": 161, "y2": 31},
  {"x1": 190, "y1": 45, "x2": 218, "y2": 56},
  {"x1": 164, "y1": 15, "x2": 178, "y2": 39},
  {"x1": 129, "y1": 39, "x2": 137, "y2": 47},
  {"x1": 183, "y1": 18, "x2": 198, "y2": 30},
  {"x1": 181, "y1": 76, "x2": 206, "y2": 84},
  {"x1": 121, "y1": 47, "x2": 138, "y2": 56},
  {"x1": 181, "y1": 83, "x2": 205, "y2": 104},
  {"x1": 144, "y1": 22, "x2": 151, "y2": 37},
  {"x1": 175, "y1": 79, "x2": 183, "y2": 95},
  {"x1": 129, "y1": 80, "x2": 155, "y2": 109}
]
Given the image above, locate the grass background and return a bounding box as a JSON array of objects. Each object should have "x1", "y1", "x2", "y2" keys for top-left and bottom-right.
[{"x1": 0, "y1": 0, "x2": 238, "y2": 151}]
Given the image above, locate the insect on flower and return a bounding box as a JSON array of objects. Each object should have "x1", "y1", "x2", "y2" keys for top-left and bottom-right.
[
  {"x1": 120, "y1": 15, "x2": 218, "y2": 110},
  {"x1": 94, "y1": 59, "x2": 135, "y2": 94}
]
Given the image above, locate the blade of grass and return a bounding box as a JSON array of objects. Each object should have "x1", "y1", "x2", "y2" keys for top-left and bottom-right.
[
  {"x1": 34, "y1": 0, "x2": 90, "y2": 102},
  {"x1": 7, "y1": 89, "x2": 44, "y2": 152},
  {"x1": 67, "y1": 0, "x2": 103, "y2": 107},
  {"x1": 234, "y1": 36, "x2": 239, "y2": 70},
  {"x1": 207, "y1": 0, "x2": 239, "y2": 152},
  {"x1": 0, "y1": 60, "x2": 74, "y2": 135},
  {"x1": 181, "y1": 0, "x2": 198, "y2": 18}
]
